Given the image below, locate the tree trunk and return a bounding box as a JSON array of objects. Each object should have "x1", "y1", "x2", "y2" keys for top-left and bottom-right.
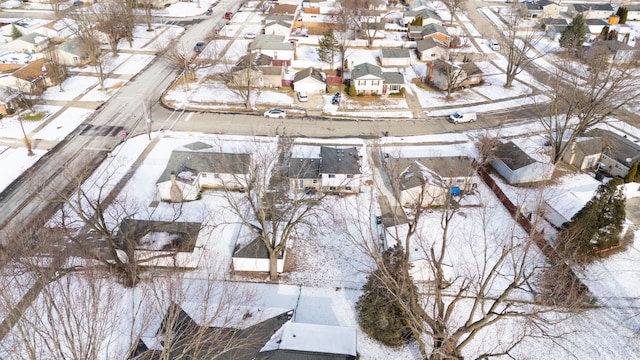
[{"x1": 268, "y1": 250, "x2": 278, "y2": 281}]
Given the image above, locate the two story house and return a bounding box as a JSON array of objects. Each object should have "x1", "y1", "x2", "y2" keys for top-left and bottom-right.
[
  {"x1": 351, "y1": 62, "x2": 405, "y2": 95},
  {"x1": 288, "y1": 146, "x2": 362, "y2": 194}
]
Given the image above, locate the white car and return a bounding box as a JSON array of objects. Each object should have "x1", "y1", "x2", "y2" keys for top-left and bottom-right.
[
  {"x1": 448, "y1": 112, "x2": 477, "y2": 124},
  {"x1": 489, "y1": 39, "x2": 500, "y2": 51},
  {"x1": 297, "y1": 91, "x2": 308, "y2": 102},
  {"x1": 264, "y1": 109, "x2": 286, "y2": 118},
  {"x1": 244, "y1": 32, "x2": 257, "y2": 39}
]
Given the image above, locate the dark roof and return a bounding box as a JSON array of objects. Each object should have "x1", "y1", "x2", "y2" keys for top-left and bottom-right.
[
  {"x1": 265, "y1": 20, "x2": 292, "y2": 28},
  {"x1": 381, "y1": 71, "x2": 405, "y2": 85},
  {"x1": 351, "y1": 62, "x2": 382, "y2": 80},
  {"x1": 405, "y1": 8, "x2": 441, "y2": 21},
  {"x1": 460, "y1": 62, "x2": 482, "y2": 76},
  {"x1": 571, "y1": 3, "x2": 613, "y2": 12},
  {"x1": 537, "y1": 0, "x2": 555, "y2": 7},
  {"x1": 542, "y1": 18, "x2": 569, "y2": 26},
  {"x1": 416, "y1": 38, "x2": 447, "y2": 51},
  {"x1": 585, "y1": 128, "x2": 640, "y2": 166},
  {"x1": 237, "y1": 53, "x2": 274, "y2": 67},
  {"x1": 157, "y1": 143, "x2": 251, "y2": 183},
  {"x1": 421, "y1": 23, "x2": 449, "y2": 36},
  {"x1": 573, "y1": 137, "x2": 603, "y2": 156},
  {"x1": 319, "y1": 146, "x2": 360, "y2": 175},
  {"x1": 585, "y1": 19, "x2": 608, "y2": 26},
  {"x1": 293, "y1": 67, "x2": 326, "y2": 84},
  {"x1": 393, "y1": 156, "x2": 475, "y2": 178},
  {"x1": 265, "y1": 13, "x2": 295, "y2": 22},
  {"x1": 259, "y1": 66, "x2": 284, "y2": 76},
  {"x1": 381, "y1": 48, "x2": 410, "y2": 58},
  {"x1": 494, "y1": 141, "x2": 538, "y2": 170},
  {"x1": 288, "y1": 158, "x2": 320, "y2": 179},
  {"x1": 234, "y1": 236, "x2": 284, "y2": 259}
]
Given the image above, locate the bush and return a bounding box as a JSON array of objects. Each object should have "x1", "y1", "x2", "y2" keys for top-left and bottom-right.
[
  {"x1": 347, "y1": 85, "x2": 357, "y2": 97},
  {"x1": 625, "y1": 159, "x2": 639, "y2": 183},
  {"x1": 6, "y1": 108, "x2": 15, "y2": 116}
]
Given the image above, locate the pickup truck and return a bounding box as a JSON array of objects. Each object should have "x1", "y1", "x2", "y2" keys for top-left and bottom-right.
[{"x1": 448, "y1": 112, "x2": 477, "y2": 124}]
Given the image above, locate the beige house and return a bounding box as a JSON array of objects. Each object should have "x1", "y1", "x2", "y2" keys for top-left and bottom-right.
[
  {"x1": 7, "y1": 33, "x2": 48, "y2": 53},
  {"x1": 428, "y1": 60, "x2": 483, "y2": 91},
  {"x1": 156, "y1": 142, "x2": 252, "y2": 202},
  {"x1": 416, "y1": 38, "x2": 448, "y2": 62},
  {"x1": 0, "y1": 59, "x2": 53, "y2": 93},
  {"x1": 264, "y1": 20, "x2": 293, "y2": 37},
  {"x1": 55, "y1": 38, "x2": 89, "y2": 66},
  {"x1": 231, "y1": 53, "x2": 283, "y2": 88}
]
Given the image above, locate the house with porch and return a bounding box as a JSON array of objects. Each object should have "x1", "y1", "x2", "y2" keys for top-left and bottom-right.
[
  {"x1": 351, "y1": 62, "x2": 405, "y2": 95},
  {"x1": 156, "y1": 142, "x2": 252, "y2": 202},
  {"x1": 427, "y1": 59, "x2": 483, "y2": 91}
]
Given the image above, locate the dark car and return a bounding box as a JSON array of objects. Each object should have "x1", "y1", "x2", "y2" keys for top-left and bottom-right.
[
  {"x1": 206, "y1": 8, "x2": 213, "y2": 15},
  {"x1": 375, "y1": 216, "x2": 382, "y2": 225},
  {"x1": 193, "y1": 41, "x2": 206, "y2": 52}
]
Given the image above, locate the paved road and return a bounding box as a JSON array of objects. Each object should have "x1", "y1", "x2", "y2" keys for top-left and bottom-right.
[{"x1": 0, "y1": 0, "x2": 238, "y2": 243}]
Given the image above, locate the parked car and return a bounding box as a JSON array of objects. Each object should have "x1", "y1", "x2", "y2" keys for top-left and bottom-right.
[
  {"x1": 224, "y1": 11, "x2": 233, "y2": 19},
  {"x1": 193, "y1": 41, "x2": 206, "y2": 52},
  {"x1": 206, "y1": 8, "x2": 213, "y2": 15},
  {"x1": 264, "y1": 109, "x2": 286, "y2": 118},
  {"x1": 73, "y1": 0, "x2": 83, "y2": 5},
  {"x1": 489, "y1": 39, "x2": 500, "y2": 51},
  {"x1": 297, "y1": 91, "x2": 308, "y2": 102},
  {"x1": 448, "y1": 112, "x2": 477, "y2": 124},
  {"x1": 375, "y1": 216, "x2": 382, "y2": 225},
  {"x1": 244, "y1": 32, "x2": 257, "y2": 39}
]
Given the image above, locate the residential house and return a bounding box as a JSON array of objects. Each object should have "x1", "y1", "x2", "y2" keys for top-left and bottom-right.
[
  {"x1": 544, "y1": 22, "x2": 569, "y2": 41},
  {"x1": 351, "y1": 62, "x2": 405, "y2": 95},
  {"x1": 248, "y1": 35, "x2": 295, "y2": 66},
  {"x1": 380, "y1": 48, "x2": 411, "y2": 67},
  {"x1": 131, "y1": 302, "x2": 294, "y2": 360},
  {"x1": 538, "y1": 0, "x2": 562, "y2": 18},
  {"x1": 0, "y1": 58, "x2": 52, "y2": 93},
  {"x1": 231, "y1": 53, "x2": 283, "y2": 88},
  {"x1": 567, "y1": 128, "x2": 640, "y2": 177},
  {"x1": 265, "y1": 13, "x2": 295, "y2": 23},
  {"x1": 35, "y1": 19, "x2": 76, "y2": 39},
  {"x1": 544, "y1": 181, "x2": 600, "y2": 228},
  {"x1": 416, "y1": 38, "x2": 448, "y2": 61},
  {"x1": 264, "y1": 20, "x2": 293, "y2": 37},
  {"x1": 491, "y1": 141, "x2": 554, "y2": 184},
  {"x1": 156, "y1": 142, "x2": 252, "y2": 202},
  {"x1": 627, "y1": 4, "x2": 640, "y2": 21},
  {"x1": 568, "y1": 3, "x2": 614, "y2": 20},
  {"x1": 55, "y1": 37, "x2": 89, "y2": 66},
  {"x1": 585, "y1": 19, "x2": 608, "y2": 41},
  {"x1": 390, "y1": 156, "x2": 478, "y2": 207},
  {"x1": 7, "y1": 32, "x2": 48, "y2": 53},
  {"x1": 586, "y1": 40, "x2": 640, "y2": 62},
  {"x1": 257, "y1": 321, "x2": 358, "y2": 360},
  {"x1": 524, "y1": 3, "x2": 544, "y2": 19},
  {"x1": 404, "y1": 9, "x2": 442, "y2": 26},
  {"x1": 0, "y1": 86, "x2": 18, "y2": 115},
  {"x1": 293, "y1": 67, "x2": 326, "y2": 94},
  {"x1": 427, "y1": 59, "x2": 483, "y2": 91},
  {"x1": 1, "y1": 18, "x2": 46, "y2": 37},
  {"x1": 407, "y1": 0, "x2": 434, "y2": 12},
  {"x1": 408, "y1": 23, "x2": 450, "y2": 46},
  {"x1": 288, "y1": 146, "x2": 362, "y2": 194}
]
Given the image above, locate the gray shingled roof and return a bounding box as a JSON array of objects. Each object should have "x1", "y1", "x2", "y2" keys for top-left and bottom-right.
[
  {"x1": 381, "y1": 48, "x2": 410, "y2": 58},
  {"x1": 265, "y1": 20, "x2": 292, "y2": 29},
  {"x1": 234, "y1": 237, "x2": 284, "y2": 259},
  {"x1": 293, "y1": 67, "x2": 326, "y2": 84},
  {"x1": 585, "y1": 128, "x2": 640, "y2": 166},
  {"x1": 288, "y1": 158, "x2": 320, "y2": 179},
  {"x1": 319, "y1": 146, "x2": 361, "y2": 175},
  {"x1": 421, "y1": 23, "x2": 449, "y2": 36},
  {"x1": 494, "y1": 141, "x2": 538, "y2": 170},
  {"x1": 416, "y1": 38, "x2": 447, "y2": 51},
  {"x1": 571, "y1": 3, "x2": 613, "y2": 12},
  {"x1": 381, "y1": 71, "x2": 405, "y2": 85},
  {"x1": 248, "y1": 35, "x2": 294, "y2": 51},
  {"x1": 351, "y1": 62, "x2": 383, "y2": 80},
  {"x1": 157, "y1": 143, "x2": 251, "y2": 183}
]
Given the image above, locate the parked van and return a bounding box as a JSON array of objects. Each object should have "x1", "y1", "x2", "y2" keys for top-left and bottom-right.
[{"x1": 448, "y1": 112, "x2": 477, "y2": 124}]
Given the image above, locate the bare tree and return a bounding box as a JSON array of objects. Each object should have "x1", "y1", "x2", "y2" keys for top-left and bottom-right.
[
  {"x1": 503, "y1": 4, "x2": 548, "y2": 88},
  {"x1": 68, "y1": 11, "x2": 110, "y2": 89},
  {"x1": 333, "y1": 2, "x2": 356, "y2": 71},
  {"x1": 336, "y1": 0, "x2": 385, "y2": 48},
  {"x1": 93, "y1": 0, "x2": 136, "y2": 56},
  {"x1": 442, "y1": 0, "x2": 467, "y2": 25},
  {"x1": 214, "y1": 138, "x2": 329, "y2": 281},
  {"x1": 137, "y1": 0, "x2": 155, "y2": 32},
  {"x1": 160, "y1": 35, "x2": 219, "y2": 92},
  {"x1": 539, "y1": 50, "x2": 640, "y2": 164},
  {"x1": 222, "y1": 53, "x2": 263, "y2": 110},
  {"x1": 43, "y1": 39, "x2": 68, "y2": 92}
]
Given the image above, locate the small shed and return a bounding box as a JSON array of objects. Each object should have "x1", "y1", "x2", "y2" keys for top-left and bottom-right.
[
  {"x1": 380, "y1": 48, "x2": 411, "y2": 67},
  {"x1": 491, "y1": 141, "x2": 554, "y2": 184},
  {"x1": 232, "y1": 232, "x2": 285, "y2": 273}
]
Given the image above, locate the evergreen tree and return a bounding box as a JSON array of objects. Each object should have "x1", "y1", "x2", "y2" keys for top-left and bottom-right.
[
  {"x1": 317, "y1": 30, "x2": 339, "y2": 69},
  {"x1": 356, "y1": 245, "x2": 417, "y2": 346},
  {"x1": 561, "y1": 178, "x2": 626, "y2": 256},
  {"x1": 599, "y1": 25, "x2": 609, "y2": 41},
  {"x1": 411, "y1": 16, "x2": 423, "y2": 26},
  {"x1": 625, "y1": 160, "x2": 639, "y2": 183},
  {"x1": 617, "y1": 7, "x2": 628, "y2": 24},
  {"x1": 559, "y1": 14, "x2": 587, "y2": 51}
]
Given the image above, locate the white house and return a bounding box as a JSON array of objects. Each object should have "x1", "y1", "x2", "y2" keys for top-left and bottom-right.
[
  {"x1": 380, "y1": 48, "x2": 411, "y2": 67},
  {"x1": 0, "y1": 58, "x2": 53, "y2": 93},
  {"x1": 627, "y1": 4, "x2": 640, "y2": 21},
  {"x1": 1, "y1": 18, "x2": 47, "y2": 37},
  {"x1": 287, "y1": 145, "x2": 362, "y2": 195},
  {"x1": 292, "y1": 67, "x2": 326, "y2": 94},
  {"x1": 416, "y1": 38, "x2": 448, "y2": 61},
  {"x1": 491, "y1": 141, "x2": 554, "y2": 184},
  {"x1": 7, "y1": 32, "x2": 48, "y2": 53},
  {"x1": 156, "y1": 142, "x2": 252, "y2": 202},
  {"x1": 351, "y1": 62, "x2": 405, "y2": 95},
  {"x1": 391, "y1": 156, "x2": 479, "y2": 207},
  {"x1": 544, "y1": 186, "x2": 599, "y2": 228},
  {"x1": 264, "y1": 20, "x2": 293, "y2": 37},
  {"x1": 248, "y1": 35, "x2": 295, "y2": 66}
]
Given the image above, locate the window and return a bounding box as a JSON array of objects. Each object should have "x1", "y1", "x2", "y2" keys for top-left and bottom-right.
[
  {"x1": 298, "y1": 179, "x2": 304, "y2": 188},
  {"x1": 312, "y1": 179, "x2": 318, "y2": 184},
  {"x1": 430, "y1": 53, "x2": 436, "y2": 57},
  {"x1": 373, "y1": 80, "x2": 379, "y2": 86},
  {"x1": 456, "y1": 178, "x2": 465, "y2": 183},
  {"x1": 346, "y1": 174, "x2": 353, "y2": 178},
  {"x1": 330, "y1": 186, "x2": 337, "y2": 190},
  {"x1": 328, "y1": 174, "x2": 335, "y2": 178},
  {"x1": 345, "y1": 186, "x2": 352, "y2": 190},
  {"x1": 201, "y1": 173, "x2": 207, "y2": 178}
]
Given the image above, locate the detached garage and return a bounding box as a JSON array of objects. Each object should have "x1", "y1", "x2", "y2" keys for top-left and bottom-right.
[
  {"x1": 491, "y1": 141, "x2": 554, "y2": 184},
  {"x1": 292, "y1": 67, "x2": 327, "y2": 94},
  {"x1": 380, "y1": 48, "x2": 411, "y2": 67}
]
